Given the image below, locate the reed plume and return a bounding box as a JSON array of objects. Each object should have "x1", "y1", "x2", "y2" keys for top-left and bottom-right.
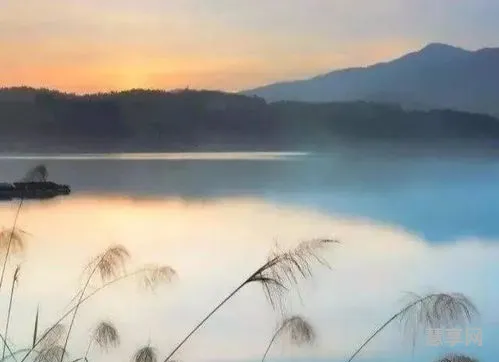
[
  {"x1": 162, "y1": 238, "x2": 336, "y2": 362},
  {"x1": 140, "y1": 265, "x2": 177, "y2": 291},
  {"x1": 33, "y1": 322, "x2": 67, "y2": 362},
  {"x1": 82, "y1": 321, "x2": 120, "y2": 360},
  {"x1": 133, "y1": 345, "x2": 158, "y2": 362},
  {"x1": 34, "y1": 346, "x2": 65, "y2": 362},
  {"x1": 20, "y1": 265, "x2": 176, "y2": 362},
  {"x1": 39, "y1": 324, "x2": 66, "y2": 349},
  {"x1": 346, "y1": 292, "x2": 478, "y2": 362},
  {"x1": 0, "y1": 228, "x2": 27, "y2": 254},
  {"x1": 59, "y1": 245, "x2": 129, "y2": 362},
  {"x1": 0, "y1": 222, "x2": 26, "y2": 291},
  {"x1": 436, "y1": 354, "x2": 479, "y2": 362},
  {"x1": 261, "y1": 315, "x2": 316, "y2": 362},
  {"x1": 0, "y1": 163, "x2": 47, "y2": 291},
  {"x1": 64, "y1": 264, "x2": 176, "y2": 311}
]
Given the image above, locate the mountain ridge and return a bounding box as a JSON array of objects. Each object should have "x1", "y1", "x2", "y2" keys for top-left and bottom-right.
[{"x1": 242, "y1": 43, "x2": 499, "y2": 116}]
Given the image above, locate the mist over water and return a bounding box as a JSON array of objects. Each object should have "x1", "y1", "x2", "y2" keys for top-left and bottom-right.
[{"x1": 0, "y1": 152, "x2": 497, "y2": 362}]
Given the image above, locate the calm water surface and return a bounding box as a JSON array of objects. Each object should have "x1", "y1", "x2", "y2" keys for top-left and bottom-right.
[
  {"x1": 0, "y1": 152, "x2": 496, "y2": 362},
  {"x1": 1, "y1": 151, "x2": 498, "y2": 242}
]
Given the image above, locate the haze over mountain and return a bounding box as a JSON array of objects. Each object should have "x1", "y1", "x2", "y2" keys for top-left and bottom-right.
[{"x1": 243, "y1": 43, "x2": 499, "y2": 116}]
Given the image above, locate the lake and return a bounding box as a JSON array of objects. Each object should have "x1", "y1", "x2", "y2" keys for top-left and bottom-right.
[
  {"x1": 2, "y1": 151, "x2": 499, "y2": 242},
  {"x1": 0, "y1": 152, "x2": 497, "y2": 362}
]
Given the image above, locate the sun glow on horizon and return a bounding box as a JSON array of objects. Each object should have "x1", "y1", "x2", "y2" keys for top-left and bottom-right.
[
  {"x1": 0, "y1": 0, "x2": 468, "y2": 93},
  {"x1": 1, "y1": 0, "x2": 498, "y2": 93}
]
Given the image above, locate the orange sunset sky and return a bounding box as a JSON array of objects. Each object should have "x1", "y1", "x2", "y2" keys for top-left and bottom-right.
[{"x1": 1, "y1": 0, "x2": 498, "y2": 94}]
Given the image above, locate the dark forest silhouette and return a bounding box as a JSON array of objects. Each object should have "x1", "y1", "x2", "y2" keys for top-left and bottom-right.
[{"x1": 1, "y1": 87, "x2": 499, "y2": 153}]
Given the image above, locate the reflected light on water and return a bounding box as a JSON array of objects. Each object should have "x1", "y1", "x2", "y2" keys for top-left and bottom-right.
[
  {"x1": 0, "y1": 152, "x2": 310, "y2": 161},
  {"x1": 0, "y1": 196, "x2": 495, "y2": 362}
]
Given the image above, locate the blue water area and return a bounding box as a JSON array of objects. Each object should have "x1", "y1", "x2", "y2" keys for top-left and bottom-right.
[
  {"x1": 263, "y1": 155, "x2": 499, "y2": 243},
  {"x1": 0, "y1": 152, "x2": 498, "y2": 360},
  {"x1": 1, "y1": 152, "x2": 499, "y2": 243},
  {"x1": 267, "y1": 182, "x2": 499, "y2": 243}
]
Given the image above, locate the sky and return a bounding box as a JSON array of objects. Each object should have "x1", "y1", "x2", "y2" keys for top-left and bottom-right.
[{"x1": 1, "y1": 0, "x2": 499, "y2": 93}]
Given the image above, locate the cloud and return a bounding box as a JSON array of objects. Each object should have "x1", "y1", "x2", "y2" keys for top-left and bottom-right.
[{"x1": 0, "y1": 196, "x2": 496, "y2": 361}]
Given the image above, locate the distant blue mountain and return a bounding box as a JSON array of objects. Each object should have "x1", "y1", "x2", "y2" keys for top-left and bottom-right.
[{"x1": 243, "y1": 43, "x2": 499, "y2": 116}]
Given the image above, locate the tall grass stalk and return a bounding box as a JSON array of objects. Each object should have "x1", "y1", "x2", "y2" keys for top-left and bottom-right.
[
  {"x1": 261, "y1": 315, "x2": 315, "y2": 362},
  {"x1": 0, "y1": 348, "x2": 31, "y2": 362},
  {"x1": 162, "y1": 238, "x2": 336, "y2": 362},
  {"x1": 20, "y1": 265, "x2": 175, "y2": 362},
  {"x1": 32, "y1": 307, "x2": 40, "y2": 349},
  {"x1": 346, "y1": 293, "x2": 478, "y2": 362},
  {"x1": 0, "y1": 332, "x2": 18, "y2": 362},
  {"x1": 0, "y1": 200, "x2": 24, "y2": 291},
  {"x1": 0, "y1": 163, "x2": 48, "y2": 291},
  {"x1": 83, "y1": 321, "x2": 120, "y2": 360},
  {"x1": 59, "y1": 245, "x2": 129, "y2": 362},
  {"x1": 2, "y1": 265, "x2": 21, "y2": 359},
  {"x1": 134, "y1": 345, "x2": 157, "y2": 362}
]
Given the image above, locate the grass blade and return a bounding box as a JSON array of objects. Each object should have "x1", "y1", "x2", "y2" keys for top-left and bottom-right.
[{"x1": 33, "y1": 306, "x2": 40, "y2": 349}]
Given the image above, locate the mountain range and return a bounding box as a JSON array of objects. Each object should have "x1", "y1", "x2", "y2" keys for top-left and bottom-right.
[
  {"x1": 243, "y1": 43, "x2": 499, "y2": 116},
  {"x1": 1, "y1": 43, "x2": 499, "y2": 153}
]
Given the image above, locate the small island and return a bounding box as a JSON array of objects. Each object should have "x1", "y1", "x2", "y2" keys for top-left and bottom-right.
[{"x1": 0, "y1": 181, "x2": 71, "y2": 201}]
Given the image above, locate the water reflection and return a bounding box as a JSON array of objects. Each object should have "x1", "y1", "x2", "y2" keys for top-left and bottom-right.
[
  {"x1": 0, "y1": 197, "x2": 496, "y2": 362},
  {"x1": 1, "y1": 153, "x2": 498, "y2": 242}
]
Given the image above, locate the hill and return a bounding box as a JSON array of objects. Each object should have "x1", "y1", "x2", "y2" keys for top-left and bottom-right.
[
  {"x1": 243, "y1": 43, "x2": 499, "y2": 117},
  {"x1": 1, "y1": 87, "x2": 499, "y2": 153}
]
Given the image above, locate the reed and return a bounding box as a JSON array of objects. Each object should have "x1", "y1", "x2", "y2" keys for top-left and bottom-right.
[
  {"x1": 19, "y1": 264, "x2": 177, "y2": 362},
  {"x1": 2, "y1": 265, "x2": 21, "y2": 359},
  {"x1": 346, "y1": 292, "x2": 478, "y2": 362},
  {"x1": 436, "y1": 353, "x2": 479, "y2": 362},
  {"x1": 133, "y1": 345, "x2": 158, "y2": 362},
  {"x1": 162, "y1": 238, "x2": 337, "y2": 362},
  {"x1": 59, "y1": 245, "x2": 130, "y2": 362},
  {"x1": 261, "y1": 315, "x2": 315, "y2": 362},
  {"x1": 0, "y1": 164, "x2": 47, "y2": 291},
  {"x1": 63, "y1": 321, "x2": 122, "y2": 362}
]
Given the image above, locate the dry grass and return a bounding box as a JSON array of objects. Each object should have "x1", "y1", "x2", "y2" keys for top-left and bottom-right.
[
  {"x1": 34, "y1": 346, "x2": 66, "y2": 362},
  {"x1": 39, "y1": 324, "x2": 66, "y2": 349},
  {"x1": 347, "y1": 292, "x2": 478, "y2": 362},
  {"x1": 133, "y1": 346, "x2": 158, "y2": 362},
  {"x1": 139, "y1": 265, "x2": 177, "y2": 291},
  {"x1": 0, "y1": 229, "x2": 28, "y2": 255},
  {"x1": 91, "y1": 321, "x2": 120, "y2": 352},
  {"x1": 83, "y1": 245, "x2": 131, "y2": 283},
  {"x1": 277, "y1": 315, "x2": 316, "y2": 345},
  {"x1": 162, "y1": 238, "x2": 336, "y2": 362},
  {"x1": 436, "y1": 353, "x2": 479, "y2": 362},
  {"x1": 261, "y1": 315, "x2": 316, "y2": 362},
  {"x1": 247, "y1": 238, "x2": 336, "y2": 311},
  {"x1": 399, "y1": 292, "x2": 478, "y2": 345}
]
